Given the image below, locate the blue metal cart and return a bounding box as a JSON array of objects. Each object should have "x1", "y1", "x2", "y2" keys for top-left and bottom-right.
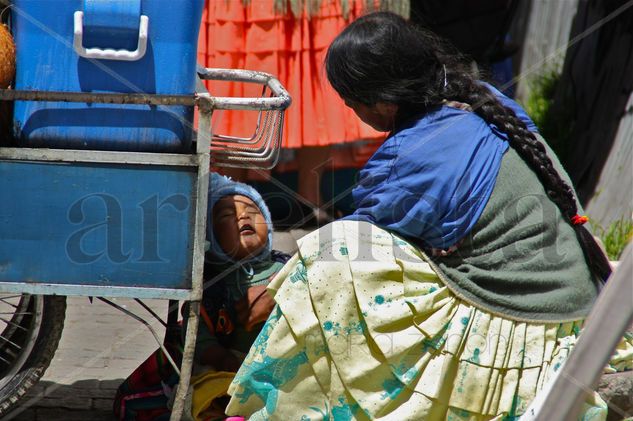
[{"x1": 0, "y1": 67, "x2": 291, "y2": 420}]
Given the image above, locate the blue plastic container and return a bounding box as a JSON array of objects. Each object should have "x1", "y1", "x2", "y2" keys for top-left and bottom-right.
[{"x1": 11, "y1": 0, "x2": 204, "y2": 152}]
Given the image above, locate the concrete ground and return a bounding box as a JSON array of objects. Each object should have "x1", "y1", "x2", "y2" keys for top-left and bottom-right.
[{"x1": 4, "y1": 229, "x2": 309, "y2": 421}]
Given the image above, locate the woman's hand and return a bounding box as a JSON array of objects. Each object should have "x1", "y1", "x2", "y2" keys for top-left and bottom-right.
[{"x1": 235, "y1": 285, "x2": 275, "y2": 331}]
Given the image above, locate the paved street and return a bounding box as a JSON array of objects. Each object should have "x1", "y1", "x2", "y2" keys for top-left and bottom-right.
[
  {"x1": 4, "y1": 230, "x2": 309, "y2": 421},
  {"x1": 9, "y1": 297, "x2": 167, "y2": 421}
]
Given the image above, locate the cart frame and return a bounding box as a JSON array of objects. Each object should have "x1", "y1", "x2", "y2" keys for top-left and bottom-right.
[{"x1": 0, "y1": 68, "x2": 291, "y2": 420}]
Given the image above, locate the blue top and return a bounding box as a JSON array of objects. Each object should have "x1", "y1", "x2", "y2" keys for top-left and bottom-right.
[{"x1": 345, "y1": 84, "x2": 538, "y2": 249}]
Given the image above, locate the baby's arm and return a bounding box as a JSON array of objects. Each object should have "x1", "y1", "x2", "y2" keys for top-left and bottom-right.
[{"x1": 234, "y1": 284, "x2": 276, "y2": 331}]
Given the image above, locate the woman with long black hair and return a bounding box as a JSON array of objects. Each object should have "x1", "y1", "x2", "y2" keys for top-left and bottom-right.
[{"x1": 224, "y1": 12, "x2": 632, "y2": 420}]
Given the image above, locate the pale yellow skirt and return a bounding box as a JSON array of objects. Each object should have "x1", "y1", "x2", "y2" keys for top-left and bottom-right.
[{"x1": 226, "y1": 221, "x2": 632, "y2": 420}]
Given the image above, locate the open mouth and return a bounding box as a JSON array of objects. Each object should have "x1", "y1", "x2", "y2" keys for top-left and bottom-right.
[{"x1": 239, "y1": 223, "x2": 255, "y2": 235}]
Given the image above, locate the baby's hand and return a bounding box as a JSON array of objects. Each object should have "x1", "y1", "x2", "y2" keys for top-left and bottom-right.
[{"x1": 235, "y1": 285, "x2": 275, "y2": 331}]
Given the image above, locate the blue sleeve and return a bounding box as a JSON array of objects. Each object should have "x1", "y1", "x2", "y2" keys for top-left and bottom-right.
[
  {"x1": 347, "y1": 167, "x2": 443, "y2": 247},
  {"x1": 346, "y1": 108, "x2": 507, "y2": 249}
]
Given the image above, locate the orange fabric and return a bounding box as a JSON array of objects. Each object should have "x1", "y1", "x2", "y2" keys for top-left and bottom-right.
[{"x1": 197, "y1": 0, "x2": 384, "y2": 149}]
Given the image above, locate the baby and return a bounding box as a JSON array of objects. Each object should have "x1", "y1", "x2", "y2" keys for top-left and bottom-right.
[
  {"x1": 195, "y1": 173, "x2": 289, "y2": 371},
  {"x1": 114, "y1": 174, "x2": 288, "y2": 421}
]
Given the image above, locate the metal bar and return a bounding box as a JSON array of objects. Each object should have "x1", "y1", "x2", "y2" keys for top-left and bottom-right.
[
  {"x1": 211, "y1": 147, "x2": 281, "y2": 169},
  {"x1": 527, "y1": 244, "x2": 633, "y2": 421},
  {"x1": 196, "y1": 67, "x2": 291, "y2": 111},
  {"x1": 211, "y1": 142, "x2": 272, "y2": 156},
  {"x1": 197, "y1": 92, "x2": 289, "y2": 111},
  {"x1": 193, "y1": 110, "x2": 211, "y2": 296},
  {"x1": 0, "y1": 283, "x2": 193, "y2": 300},
  {"x1": 0, "y1": 354, "x2": 11, "y2": 365},
  {"x1": 188, "y1": 147, "x2": 208, "y2": 306},
  {"x1": 212, "y1": 148, "x2": 280, "y2": 169},
  {"x1": 0, "y1": 88, "x2": 196, "y2": 106},
  {"x1": 197, "y1": 68, "x2": 292, "y2": 104},
  {"x1": 211, "y1": 112, "x2": 283, "y2": 169},
  {"x1": 0, "y1": 334, "x2": 21, "y2": 350},
  {"x1": 211, "y1": 123, "x2": 277, "y2": 153},
  {"x1": 212, "y1": 100, "x2": 272, "y2": 145},
  {"x1": 134, "y1": 299, "x2": 168, "y2": 328},
  {"x1": 213, "y1": 154, "x2": 279, "y2": 168},
  {"x1": 168, "y1": 106, "x2": 210, "y2": 420},
  {"x1": 0, "y1": 68, "x2": 291, "y2": 112},
  {"x1": 170, "y1": 300, "x2": 199, "y2": 421},
  {"x1": 197, "y1": 104, "x2": 212, "y2": 156},
  {"x1": 0, "y1": 147, "x2": 198, "y2": 166},
  {"x1": 211, "y1": 86, "x2": 267, "y2": 143},
  {"x1": 197, "y1": 67, "x2": 271, "y2": 84},
  {"x1": 0, "y1": 316, "x2": 29, "y2": 332},
  {"x1": 211, "y1": 107, "x2": 277, "y2": 147},
  {"x1": 97, "y1": 297, "x2": 181, "y2": 376}
]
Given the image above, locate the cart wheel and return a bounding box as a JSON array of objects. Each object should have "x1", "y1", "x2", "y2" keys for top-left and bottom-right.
[{"x1": 0, "y1": 294, "x2": 66, "y2": 415}]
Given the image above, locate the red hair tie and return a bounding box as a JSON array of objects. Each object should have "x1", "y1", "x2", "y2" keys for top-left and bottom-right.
[{"x1": 571, "y1": 214, "x2": 589, "y2": 225}]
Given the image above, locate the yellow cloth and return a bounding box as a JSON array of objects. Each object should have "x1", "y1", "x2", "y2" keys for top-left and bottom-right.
[
  {"x1": 190, "y1": 370, "x2": 235, "y2": 421},
  {"x1": 226, "y1": 221, "x2": 632, "y2": 420}
]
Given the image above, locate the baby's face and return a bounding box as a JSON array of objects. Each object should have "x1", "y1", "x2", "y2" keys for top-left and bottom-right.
[{"x1": 212, "y1": 195, "x2": 268, "y2": 260}]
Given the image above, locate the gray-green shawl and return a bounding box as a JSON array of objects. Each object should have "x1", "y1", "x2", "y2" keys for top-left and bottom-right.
[{"x1": 428, "y1": 139, "x2": 600, "y2": 323}]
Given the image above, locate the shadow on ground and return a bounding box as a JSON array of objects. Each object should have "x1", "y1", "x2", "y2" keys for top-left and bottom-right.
[{"x1": 6, "y1": 378, "x2": 122, "y2": 421}]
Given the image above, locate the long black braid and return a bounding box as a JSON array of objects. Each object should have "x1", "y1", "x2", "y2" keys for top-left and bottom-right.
[
  {"x1": 444, "y1": 70, "x2": 612, "y2": 281},
  {"x1": 326, "y1": 11, "x2": 612, "y2": 282}
]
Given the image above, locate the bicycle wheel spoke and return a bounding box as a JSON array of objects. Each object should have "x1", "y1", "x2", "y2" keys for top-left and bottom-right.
[
  {"x1": 0, "y1": 295, "x2": 25, "y2": 302},
  {"x1": 0, "y1": 298, "x2": 20, "y2": 309},
  {"x1": 0, "y1": 335, "x2": 22, "y2": 350},
  {"x1": 0, "y1": 318, "x2": 28, "y2": 332}
]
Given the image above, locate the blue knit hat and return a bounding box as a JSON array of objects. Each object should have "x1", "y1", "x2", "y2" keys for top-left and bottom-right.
[{"x1": 207, "y1": 173, "x2": 273, "y2": 263}]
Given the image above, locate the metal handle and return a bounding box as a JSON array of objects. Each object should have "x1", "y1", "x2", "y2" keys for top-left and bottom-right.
[
  {"x1": 73, "y1": 11, "x2": 149, "y2": 61},
  {"x1": 196, "y1": 67, "x2": 291, "y2": 169},
  {"x1": 196, "y1": 68, "x2": 292, "y2": 111}
]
